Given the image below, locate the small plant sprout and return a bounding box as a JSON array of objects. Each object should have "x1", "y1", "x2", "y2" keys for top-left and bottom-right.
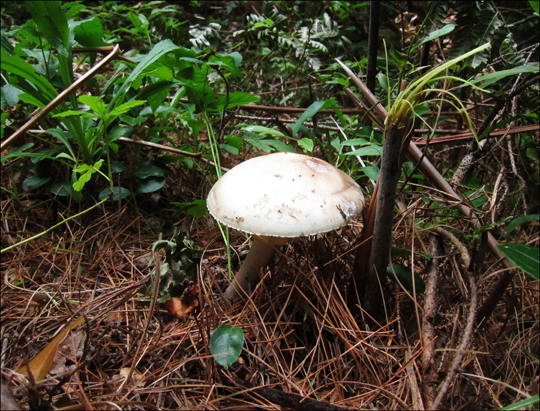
[{"x1": 207, "y1": 152, "x2": 365, "y2": 301}]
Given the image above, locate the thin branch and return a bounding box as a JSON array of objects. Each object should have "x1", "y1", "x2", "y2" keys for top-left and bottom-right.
[{"x1": 432, "y1": 270, "x2": 478, "y2": 410}]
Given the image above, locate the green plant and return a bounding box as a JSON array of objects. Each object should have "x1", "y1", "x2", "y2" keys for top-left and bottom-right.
[
  {"x1": 2, "y1": 1, "x2": 199, "y2": 202},
  {"x1": 209, "y1": 324, "x2": 244, "y2": 369},
  {"x1": 146, "y1": 230, "x2": 202, "y2": 302}
]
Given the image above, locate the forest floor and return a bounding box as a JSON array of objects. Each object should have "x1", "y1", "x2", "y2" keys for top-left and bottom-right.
[{"x1": 1, "y1": 144, "x2": 538, "y2": 410}]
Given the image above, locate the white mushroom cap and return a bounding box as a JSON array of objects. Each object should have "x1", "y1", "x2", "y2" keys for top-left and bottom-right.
[{"x1": 207, "y1": 152, "x2": 364, "y2": 238}]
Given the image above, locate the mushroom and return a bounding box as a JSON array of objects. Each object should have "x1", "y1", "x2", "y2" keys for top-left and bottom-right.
[{"x1": 207, "y1": 152, "x2": 364, "y2": 301}]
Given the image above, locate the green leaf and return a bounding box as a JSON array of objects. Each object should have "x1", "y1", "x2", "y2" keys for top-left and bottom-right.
[
  {"x1": 298, "y1": 138, "x2": 314, "y2": 153},
  {"x1": 469, "y1": 63, "x2": 539, "y2": 88},
  {"x1": 125, "y1": 40, "x2": 179, "y2": 87},
  {"x1": 49, "y1": 181, "x2": 72, "y2": 196},
  {"x1": 110, "y1": 161, "x2": 127, "y2": 173},
  {"x1": 137, "y1": 177, "x2": 166, "y2": 193},
  {"x1": 120, "y1": 114, "x2": 148, "y2": 126},
  {"x1": 22, "y1": 175, "x2": 50, "y2": 191},
  {"x1": 498, "y1": 243, "x2": 539, "y2": 280},
  {"x1": 110, "y1": 40, "x2": 179, "y2": 110},
  {"x1": 345, "y1": 146, "x2": 383, "y2": 156},
  {"x1": 340, "y1": 138, "x2": 370, "y2": 146},
  {"x1": 507, "y1": 214, "x2": 539, "y2": 234},
  {"x1": 134, "y1": 162, "x2": 166, "y2": 179},
  {"x1": 172, "y1": 199, "x2": 208, "y2": 218},
  {"x1": 220, "y1": 144, "x2": 239, "y2": 155},
  {"x1": 241, "y1": 125, "x2": 286, "y2": 137},
  {"x1": 99, "y1": 186, "x2": 132, "y2": 201},
  {"x1": 224, "y1": 135, "x2": 243, "y2": 150},
  {"x1": 419, "y1": 24, "x2": 456, "y2": 46},
  {"x1": 2, "y1": 84, "x2": 25, "y2": 106},
  {"x1": 26, "y1": 1, "x2": 70, "y2": 57},
  {"x1": 362, "y1": 166, "x2": 380, "y2": 181},
  {"x1": 216, "y1": 91, "x2": 259, "y2": 110},
  {"x1": 386, "y1": 265, "x2": 426, "y2": 294},
  {"x1": 243, "y1": 134, "x2": 296, "y2": 153},
  {"x1": 108, "y1": 100, "x2": 146, "y2": 117},
  {"x1": 529, "y1": 1, "x2": 540, "y2": 14},
  {"x1": 501, "y1": 394, "x2": 539, "y2": 410},
  {"x1": 73, "y1": 16, "x2": 108, "y2": 47},
  {"x1": 79, "y1": 95, "x2": 106, "y2": 117},
  {"x1": 53, "y1": 110, "x2": 94, "y2": 118},
  {"x1": 289, "y1": 99, "x2": 337, "y2": 136},
  {"x1": 377, "y1": 72, "x2": 389, "y2": 91},
  {"x1": 1, "y1": 50, "x2": 58, "y2": 100},
  {"x1": 210, "y1": 325, "x2": 244, "y2": 369},
  {"x1": 73, "y1": 160, "x2": 103, "y2": 191}
]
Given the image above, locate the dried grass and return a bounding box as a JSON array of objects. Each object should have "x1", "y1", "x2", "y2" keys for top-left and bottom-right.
[{"x1": 1, "y1": 156, "x2": 538, "y2": 410}]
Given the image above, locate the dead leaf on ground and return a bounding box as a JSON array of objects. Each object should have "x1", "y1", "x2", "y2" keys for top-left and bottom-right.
[
  {"x1": 164, "y1": 282, "x2": 199, "y2": 318},
  {"x1": 16, "y1": 316, "x2": 85, "y2": 381}
]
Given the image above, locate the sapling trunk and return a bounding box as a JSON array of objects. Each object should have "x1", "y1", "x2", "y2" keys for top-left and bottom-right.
[
  {"x1": 224, "y1": 236, "x2": 287, "y2": 301},
  {"x1": 362, "y1": 124, "x2": 407, "y2": 321}
]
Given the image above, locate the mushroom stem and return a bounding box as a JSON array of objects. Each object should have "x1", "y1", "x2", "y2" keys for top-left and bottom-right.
[{"x1": 224, "y1": 236, "x2": 287, "y2": 301}]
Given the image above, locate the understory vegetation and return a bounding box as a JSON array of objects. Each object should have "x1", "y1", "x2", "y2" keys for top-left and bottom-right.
[{"x1": 1, "y1": 1, "x2": 539, "y2": 410}]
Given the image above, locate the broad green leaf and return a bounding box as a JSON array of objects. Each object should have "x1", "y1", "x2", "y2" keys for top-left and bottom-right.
[
  {"x1": 224, "y1": 135, "x2": 243, "y2": 150},
  {"x1": 216, "y1": 92, "x2": 259, "y2": 110},
  {"x1": 23, "y1": 175, "x2": 50, "y2": 191},
  {"x1": 220, "y1": 144, "x2": 239, "y2": 155},
  {"x1": 137, "y1": 177, "x2": 166, "y2": 193},
  {"x1": 210, "y1": 325, "x2": 244, "y2": 369},
  {"x1": 26, "y1": 1, "x2": 70, "y2": 57},
  {"x1": 172, "y1": 199, "x2": 208, "y2": 218},
  {"x1": 79, "y1": 95, "x2": 106, "y2": 116},
  {"x1": 377, "y1": 72, "x2": 389, "y2": 91},
  {"x1": 340, "y1": 138, "x2": 370, "y2": 146},
  {"x1": 290, "y1": 99, "x2": 337, "y2": 136},
  {"x1": 108, "y1": 126, "x2": 131, "y2": 144},
  {"x1": 345, "y1": 146, "x2": 383, "y2": 156},
  {"x1": 110, "y1": 161, "x2": 127, "y2": 173},
  {"x1": 419, "y1": 24, "x2": 456, "y2": 46},
  {"x1": 134, "y1": 162, "x2": 166, "y2": 179},
  {"x1": 2, "y1": 84, "x2": 25, "y2": 106},
  {"x1": 529, "y1": 1, "x2": 540, "y2": 14},
  {"x1": 50, "y1": 181, "x2": 72, "y2": 196},
  {"x1": 498, "y1": 243, "x2": 539, "y2": 280},
  {"x1": 362, "y1": 166, "x2": 380, "y2": 181},
  {"x1": 298, "y1": 138, "x2": 314, "y2": 153},
  {"x1": 98, "y1": 186, "x2": 132, "y2": 201},
  {"x1": 73, "y1": 16, "x2": 108, "y2": 47},
  {"x1": 507, "y1": 214, "x2": 539, "y2": 234},
  {"x1": 386, "y1": 265, "x2": 426, "y2": 294}
]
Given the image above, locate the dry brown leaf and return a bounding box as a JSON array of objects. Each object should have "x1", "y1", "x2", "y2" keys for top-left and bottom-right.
[
  {"x1": 164, "y1": 283, "x2": 199, "y2": 318},
  {"x1": 16, "y1": 316, "x2": 85, "y2": 381}
]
